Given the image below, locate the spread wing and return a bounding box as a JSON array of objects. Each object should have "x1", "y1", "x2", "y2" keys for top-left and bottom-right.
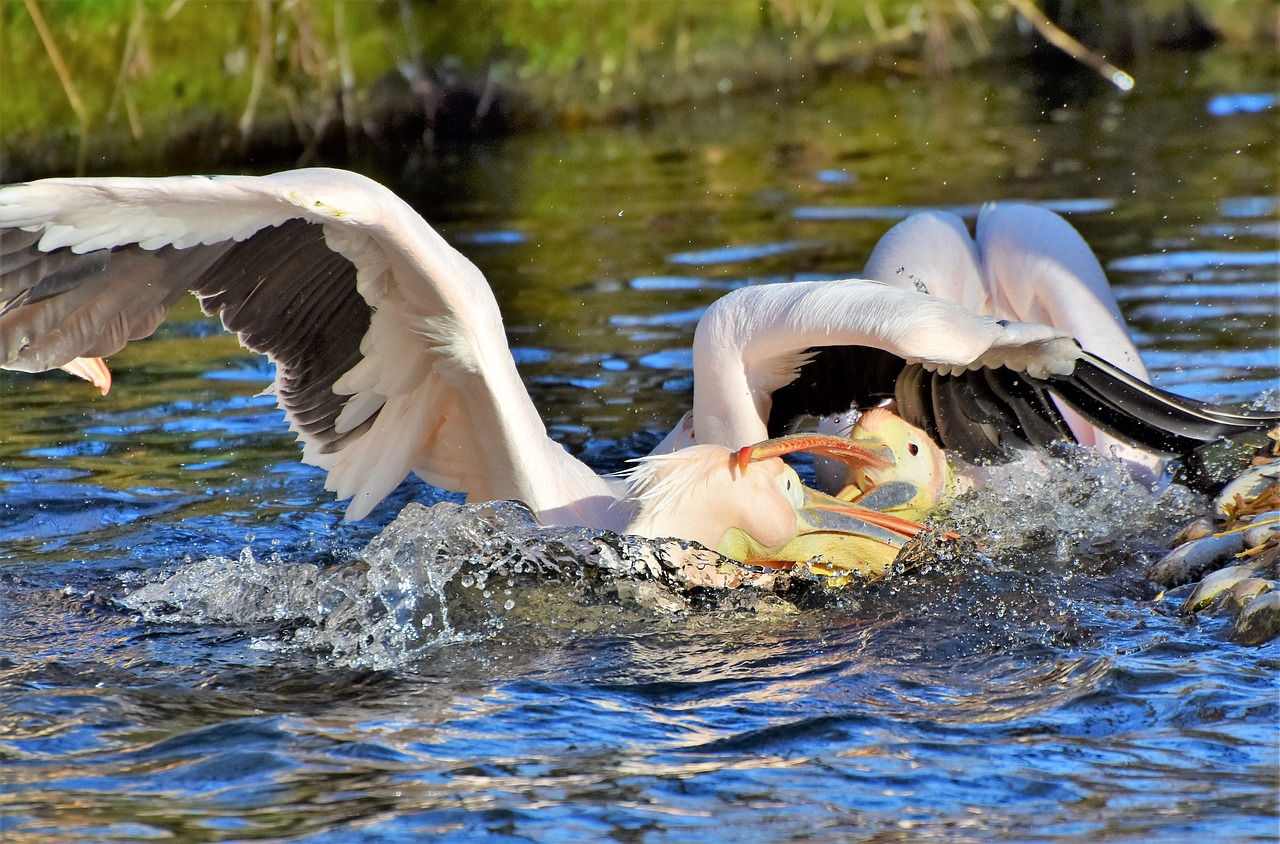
[
  {"x1": 690, "y1": 279, "x2": 1084, "y2": 448},
  {"x1": 687, "y1": 280, "x2": 1278, "y2": 464},
  {"x1": 766, "y1": 343, "x2": 1280, "y2": 466},
  {"x1": 0, "y1": 168, "x2": 612, "y2": 523}
]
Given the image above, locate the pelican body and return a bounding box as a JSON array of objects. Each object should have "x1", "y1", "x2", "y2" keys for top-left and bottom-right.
[{"x1": 2, "y1": 168, "x2": 1276, "y2": 570}]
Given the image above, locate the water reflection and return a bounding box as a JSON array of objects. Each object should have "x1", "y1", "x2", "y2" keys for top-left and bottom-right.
[{"x1": 1, "y1": 49, "x2": 1278, "y2": 843}]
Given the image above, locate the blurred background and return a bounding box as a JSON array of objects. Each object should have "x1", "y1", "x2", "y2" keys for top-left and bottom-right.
[
  {"x1": 2, "y1": 5, "x2": 1279, "y2": 842},
  {"x1": 2, "y1": 0, "x2": 1275, "y2": 179}
]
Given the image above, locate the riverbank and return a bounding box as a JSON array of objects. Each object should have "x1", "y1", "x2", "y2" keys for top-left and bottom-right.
[{"x1": 1, "y1": 0, "x2": 1274, "y2": 180}]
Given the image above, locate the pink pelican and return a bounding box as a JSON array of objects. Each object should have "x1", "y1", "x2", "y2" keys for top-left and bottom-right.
[{"x1": 2, "y1": 169, "x2": 1274, "y2": 562}]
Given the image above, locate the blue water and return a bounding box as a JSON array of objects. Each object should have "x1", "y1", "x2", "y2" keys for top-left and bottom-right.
[{"x1": 1, "y1": 52, "x2": 1278, "y2": 842}]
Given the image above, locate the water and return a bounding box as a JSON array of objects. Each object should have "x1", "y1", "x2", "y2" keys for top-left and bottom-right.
[{"x1": 2, "y1": 52, "x2": 1278, "y2": 841}]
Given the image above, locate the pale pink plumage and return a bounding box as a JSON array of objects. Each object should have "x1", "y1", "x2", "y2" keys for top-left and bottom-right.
[
  {"x1": 862, "y1": 204, "x2": 1162, "y2": 477},
  {"x1": 0, "y1": 170, "x2": 1185, "y2": 541}
]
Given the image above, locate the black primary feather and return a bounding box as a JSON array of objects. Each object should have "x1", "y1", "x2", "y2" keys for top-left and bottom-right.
[{"x1": 766, "y1": 344, "x2": 1280, "y2": 463}]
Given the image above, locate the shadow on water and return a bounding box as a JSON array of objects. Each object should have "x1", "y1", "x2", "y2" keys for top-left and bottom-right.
[{"x1": 1, "y1": 49, "x2": 1277, "y2": 843}]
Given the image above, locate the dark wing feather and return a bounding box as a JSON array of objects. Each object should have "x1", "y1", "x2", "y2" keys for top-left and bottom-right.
[
  {"x1": 762, "y1": 344, "x2": 1278, "y2": 464},
  {"x1": 765, "y1": 344, "x2": 903, "y2": 436},
  {"x1": 0, "y1": 218, "x2": 374, "y2": 454},
  {"x1": 2, "y1": 230, "x2": 225, "y2": 364},
  {"x1": 899, "y1": 366, "x2": 1076, "y2": 462},
  {"x1": 926, "y1": 369, "x2": 1008, "y2": 461},
  {"x1": 1042, "y1": 352, "x2": 1280, "y2": 455},
  {"x1": 892, "y1": 362, "x2": 942, "y2": 445},
  {"x1": 190, "y1": 220, "x2": 373, "y2": 452},
  {"x1": 977, "y1": 367, "x2": 1075, "y2": 449},
  {"x1": 765, "y1": 344, "x2": 1079, "y2": 460}
]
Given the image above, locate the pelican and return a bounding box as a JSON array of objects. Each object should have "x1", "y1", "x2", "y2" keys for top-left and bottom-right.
[
  {"x1": 2, "y1": 169, "x2": 1275, "y2": 559},
  {"x1": 624, "y1": 432, "x2": 928, "y2": 569},
  {"x1": 827, "y1": 407, "x2": 951, "y2": 520},
  {"x1": 861, "y1": 204, "x2": 1157, "y2": 474},
  {"x1": 757, "y1": 205, "x2": 1280, "y2": 489}
]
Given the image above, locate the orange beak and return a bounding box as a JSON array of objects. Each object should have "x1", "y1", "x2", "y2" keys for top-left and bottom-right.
[
  {"x1": 713, "y1": 433, "x2": 938, "y2": 578},
  {"x1": 736, "y1": 432, "x2": 895, "y2": 475}
]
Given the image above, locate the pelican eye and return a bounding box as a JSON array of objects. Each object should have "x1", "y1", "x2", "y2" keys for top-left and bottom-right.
[
  {"x1": 908, "y1": 442, "x2": 920, "y2": 457},
  {"x1": 776, "y1": 468, "x2": 804, "y2": 509}
]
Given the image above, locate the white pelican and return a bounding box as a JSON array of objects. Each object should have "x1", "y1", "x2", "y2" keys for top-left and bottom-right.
[
  {"x1": 758, "y1": 205, "x2": 1280, "y2": 491},
  {"x1": 828, "y1": 407, "x2": 951, "y2": 520},
  {"x1": 862, "y1": 204, "x2": 1154, "y2": 470},
  {"x1": 2, "y1": 169, "x2": 1275, "y2": 556},
  {"x1": 624, "y1": 432, "x2": 928, "y2": 570}
]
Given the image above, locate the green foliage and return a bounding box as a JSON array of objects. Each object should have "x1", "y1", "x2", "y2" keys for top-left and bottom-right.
[
  {"x1": 1, "y1": 0, "x2": 395, "y2": 140},
  {"x1": 0, "y1": 0, "x2": 1273, "y2": 176}
]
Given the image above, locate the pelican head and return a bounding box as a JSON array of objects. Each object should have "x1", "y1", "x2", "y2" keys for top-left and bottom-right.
[
  {"x1": 819, "y1": 407, "x2": 950, "y2": 519},
  {"x1": 623, "y1": 434, "x2": 927, "y2": 576},
  {"x1": 623, "y1": 445, "x2": 806, "y2": 552}
]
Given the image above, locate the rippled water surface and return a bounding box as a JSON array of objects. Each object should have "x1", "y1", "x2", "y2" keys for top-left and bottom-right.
[{"x1": 2, "y1": 52, "x2": 1278, "y2": 842}]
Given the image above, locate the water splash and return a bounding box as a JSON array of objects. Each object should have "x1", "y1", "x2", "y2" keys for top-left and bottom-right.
[
  {"x1": 116, "y1": 448, "x2": 1209, "y2": 670},
  {"x1": 944, "y1": 445, "x2": 1203, "y2": 570},
  {"x1": 845, "y1": 447, "x2": 1209, "y2": 656},
  {"x1": 118, "y1": 501, "x2": 769, "y2": 670}
]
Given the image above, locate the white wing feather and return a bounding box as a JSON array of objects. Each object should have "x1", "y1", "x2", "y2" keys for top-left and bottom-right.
[
  {"x1": 975, "y1": 204, "x2": 1147, "y2": 378},
  {"x1": 861, "y1": 203, "x2": 1160, "y2": 474},
  {"x1": 0, "y1": 168, "x2": 617, "y2": 525},
  {"x1": 690, "y1": 279, "x2": 1080, "y2": 447}
]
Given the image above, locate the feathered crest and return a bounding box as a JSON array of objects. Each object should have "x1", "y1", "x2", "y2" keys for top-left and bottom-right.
[{"x1": 618, "y1": 445, "x2": 738, "y2": 521}]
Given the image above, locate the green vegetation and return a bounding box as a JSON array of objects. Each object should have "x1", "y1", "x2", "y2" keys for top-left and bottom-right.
[{"x1": 1, "y1": 0, "x2": 1273, "y2": 177}]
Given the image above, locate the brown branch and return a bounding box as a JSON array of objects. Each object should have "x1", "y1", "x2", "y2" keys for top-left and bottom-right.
[
  {"x1": 333, "y1": 0, "x2": 358, "y2": 153},
  {"x1": 23, "y1": 0, "x2": 90, "y2": 173},
  {"x1": 1005, "y1": 0, "x2": 1135, "y2": 91},
  {"x1": 240, "y1": 0, "x2": 275, "y2": 149},
  {"x1": 107, "y1": 0, "x2": 147, "y2": 141}
]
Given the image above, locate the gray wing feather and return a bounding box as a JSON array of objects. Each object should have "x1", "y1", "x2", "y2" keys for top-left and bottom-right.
[{"x1": 0, "y1": 217, "x2": 373, "y2": 454}]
